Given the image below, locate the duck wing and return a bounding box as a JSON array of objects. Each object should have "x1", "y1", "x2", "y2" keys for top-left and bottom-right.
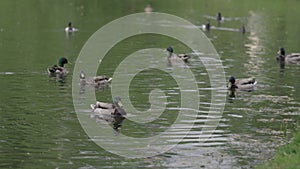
[
  {"x1": 47, "y1": 66, "x2": 68, "y2": 77},
  {"x1": 177, "y1": 54, "x2": 190, "y2": 62},
  {"x1": 93, "y1": 76, "x2": 107, "y2": 82},
  {"x1": 286, "y1": 53, "x2": 300, "y2": 63},
  {"x1": 287, "y1": 53, "x2": 300, "y2": 58},
  {"x1": 93, "y1": 101, "x2": 114, "y2": 109},
  {"x1": 236, "y1": 77, "x2": 256, "y2": 85},
  {"x1": 237, "y1": 83, "x2": 256, "y2": 91},
  {"x1": 235, "y1": 78, "x2": 257, "y2": 91},
  {"x1": 92, "y1": 108, "x2": 115, "y2": 123},
  {"x1": 93, "y1": 75, "x2": 112, "y2": 84}
]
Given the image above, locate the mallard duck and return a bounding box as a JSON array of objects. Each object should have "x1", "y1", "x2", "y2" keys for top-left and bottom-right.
[
  {"x1": 80, "y1": 71, "x2": 112, "y2": 87},
  {"x1": 166, "y1": 47, "x2": 191, "y2": 62},
  {"x1": 47, "y1": 57, "x2": 69, "y2": 78},
  {"x1": 217, "y1": 12, "x2": 224, "y2": 22},
  {"x1": 277, "y1": 48, "x2": 300, "y2": 65},
  {"x1": 202, "y1": 21, "x2": 210, "y2": 31},
  {"x1": 90, "y1": 96, "x2": 126, "y2": 123},
  {"x1": 65, "y1": 22, "x2": 78, "y2": 33},
  {"x1": 240, "y1": 25, "x2": 246, "y2": 34},
  {"x1": 228, "y1": 76, "x2": 257, "y2": 91}
]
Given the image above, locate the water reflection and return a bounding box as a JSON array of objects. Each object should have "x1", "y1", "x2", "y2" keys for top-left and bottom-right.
[{"x1": 244, "y1": 11, "x2": 266, "y2": 75}]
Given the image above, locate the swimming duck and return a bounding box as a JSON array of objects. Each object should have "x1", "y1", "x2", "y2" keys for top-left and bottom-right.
[
  {"x1": 240, "y1": 25, "x2": 246, "y2": 34},
  {"x1": 202, "y1": 21, "x2": 211, "y2": 31},
  {"x1": 65, "y1": 22, "x2": 78, "y2": 33},
  {"x1": 277, "y1": 48, "x2": 300, "y2": 65},
  {"x1": 166, "y1": 47, "x2": 191, "y2": 62},
  {"x1": 217, "y1": 12, "x2": 224, "y2": 23},
  {"x1": 47, "y1": 57, "x2": 69, "y2": 78},
  {"x1": 90, "y1": 96, "x2": 126, "y2": 123},
  {"x1": 80, "y1": 71, "x2": 112, "y2": 87},
  {"x1": 227, "y1": 76, "x2": 257, "y2": 91}
]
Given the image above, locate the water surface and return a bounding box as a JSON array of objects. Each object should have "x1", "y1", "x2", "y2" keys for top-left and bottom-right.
[{"x1": 1, "y1": 0, "x2": 300, "y2": 168}]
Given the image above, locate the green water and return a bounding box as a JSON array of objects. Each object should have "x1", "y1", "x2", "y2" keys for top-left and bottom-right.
[{"x1": 1, "y1": 0, "x2": 300, "y2": 168}]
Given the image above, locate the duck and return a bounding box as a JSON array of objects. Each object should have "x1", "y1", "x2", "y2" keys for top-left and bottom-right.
[
  {"x1": 90, "y1": 96, "x2": 126, "y2": 123},
  {"x1": 47, "y1": 57, "x2": 69, "y2": 78},
  {"x1": 240, "y1": 25, "x2": 246, "y2": 34},
  {"x1": 277, "y1": 48, "x2": 300, "y2": 65},
  {"x1": 202, "y1": 21, "x2": 210, "y2": 31},
  {"x1": 80, "y1": 71, "x2": 112, "y2": 87},
  {"x1": 217, "y1": 12, "x2": 224, "y2": 23},
  {"x1": 65, "y1": 22, "x2": 78, "y2": 33},
  {"x1": 227, "y1": 76, "x2": 257, "y2": 91},
  {"x1": 166, "y1": 46, "x2": 191, "y2": 62}
]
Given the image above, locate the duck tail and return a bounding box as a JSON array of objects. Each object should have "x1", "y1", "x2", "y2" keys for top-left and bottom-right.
[
  {"x1": 253, "y1": 81, "x2": 257, "y2": 86},
  {"x1": 90, "y1": 104, "x2": 96, "y2": 111},
  {"x1": 251, "y1": 77, "x2": 256, "y2": 84},
  {"x1": 182, "y1": 54, "x2": 191, "y2": 62},
  {"x1": 107, "y1": 77, "x2": 112, "y2": 82}
]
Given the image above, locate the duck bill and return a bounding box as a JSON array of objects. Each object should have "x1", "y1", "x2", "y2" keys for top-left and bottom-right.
[
  {"x1": 228, "y1": 82, "x2": 232, "y2": 89},
  {"x1": 118, "y1": 101, "x2": 123, "y2": 107},
  {"x1": 277, "y1": 50, "x2": 281, "y2": 54}
]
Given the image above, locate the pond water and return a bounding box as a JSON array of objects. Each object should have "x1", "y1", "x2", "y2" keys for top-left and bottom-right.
[{"x1": 1, "y1": 0, "x2": 300, "y2": 168}]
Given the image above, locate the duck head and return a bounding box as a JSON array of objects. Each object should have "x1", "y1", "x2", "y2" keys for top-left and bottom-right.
[
  {"x1": 166, "y1": 46, "x2": 174, "y2": 53},
  {"x1": 278, "y1": 48, "x2": 285, "y2": 56},
  {"x1": 58, "y1": 57, "x2": 69, "y2": 67},
  {"x1": 228, "y1": 76, "x2": 237, "y2": 90},
  {"x1": 67, "y1": 22, "x2": 72, "y2": 29},
  {"x1": 166, "y1": 47, "x2": 174, "y2": 57},
  {"x1": 276, "y1": 48, "x2": 285, "y2": 67},
  {"x1": 205, "y1": 21, "x2": 210, "y2": 31},
  {"x1": 217, "y1": 12, "x2": 222, "y2": 21},
  {"x1": 113, "y1": 96, "x2": 123, "y2": 108}
]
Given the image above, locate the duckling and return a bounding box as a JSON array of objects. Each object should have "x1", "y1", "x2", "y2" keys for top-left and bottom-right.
[
  {"x1": 228, "y1": 76, "x2": 256, "y2": 91},
  {"x1": 166, "y1": 47, "x2": 191, "y2": 62},
  {"x1": 277, "y1": 48, "x2": 300, "y2": 65},
  {"x1": 47, "y1": 57, "x2": 69, "y2": 78},
  {"x1": 65, "y1": 22, "x2": 78, "y2": 33},
  {"x1": 80, "y1": 71, "x2": 112, "y2": 87}
]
